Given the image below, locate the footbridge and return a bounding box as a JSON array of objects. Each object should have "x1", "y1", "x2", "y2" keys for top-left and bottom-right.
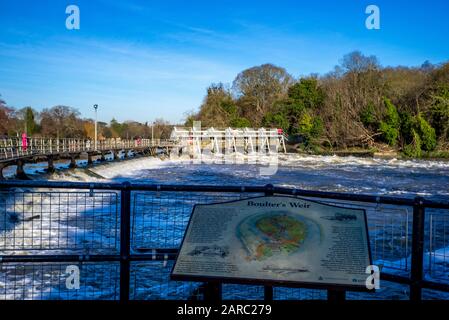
[{"x1": 0, "y1": 138, "x2": 176, "y2": 179}]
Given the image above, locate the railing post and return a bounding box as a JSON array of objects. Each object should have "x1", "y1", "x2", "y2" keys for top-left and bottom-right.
[
  {"x1": 264, "y1": 183, "x2": 274, "y2": 301},
  {"x1": 204, "y1": 282, "x2": 221, "y2": 303},
  {"x1": 120, "y1": 181, "x2": 131, "y2": 301},
  {"x1": 328, "y1": 289, "x2": 346, "y2": 302},
  {"x1": 410, "y1": 197, "x2": 425, "y2": 301}
]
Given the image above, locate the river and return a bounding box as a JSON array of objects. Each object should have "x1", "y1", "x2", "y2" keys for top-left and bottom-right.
[{"x1": 1, "y1": 153, "x2": 449, "y2": 300}]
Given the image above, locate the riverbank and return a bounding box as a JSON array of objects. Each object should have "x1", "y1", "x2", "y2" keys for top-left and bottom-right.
[{"x1": 294, "y1": 144, "x2": 449, "y2": 161}]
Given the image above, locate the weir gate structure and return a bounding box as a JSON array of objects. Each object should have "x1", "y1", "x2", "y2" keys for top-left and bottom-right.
[{"x1": 170, "y1": 127, "x2": 287, "y2": 156}]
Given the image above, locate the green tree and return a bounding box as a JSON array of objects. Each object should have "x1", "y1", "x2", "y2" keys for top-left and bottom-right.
[
  {"x1": 230, "y1": 117, "x2": 251, "y2": 128},
  {"x1": 298, "y1": 112, "x2": 314, "y2": 135},
  {"x1": 360, "y1": 102, "x2": 377, "y2": 128},
  {"x1": 110, "y1": 118, "x2": 124, "y2": 137},
  {"x1": 379, "y1": 98, "x2": 400, "y2": 146},
  {"x1": 415, "y1": 113, "x2": 436, "y2": 151},
  {"x1": 262, "y1": 112, "x2": 289, "y2": 130},
  {"x1": 403, "y1": 129, "x2": 422, "y2": 157},
  {"x1": 287, "y1": 78, "x2": 324, "y2": 109},
  {"x1": 429, "y1": 85, "x2": 449, "y2": 140},
  {"x1": 197, "y1": 83, "x2": 236, "y2": 127},
  {"x1": 310, "y1": 116, "x2": 324, "y2": 138},
  {"x1": 21, "y1": 107, "x2": 38, "y2": 135}
]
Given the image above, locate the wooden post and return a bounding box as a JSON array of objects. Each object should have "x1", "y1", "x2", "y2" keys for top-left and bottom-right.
[
  {"x1": 69, "y1": 155, "x2": 77, "y2": 168},
  {"x1": 87, "y1": 152, "x2": 93, "y2": 165},
  {"x1": 16, "y1": 159, "x2": 29, "y2": 180},
  {"x1": 46, "y1": 156, "x2": 55, "y2": 173}
]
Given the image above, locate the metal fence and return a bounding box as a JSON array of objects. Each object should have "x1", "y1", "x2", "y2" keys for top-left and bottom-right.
[{"x1": 1, "y1": 180, "x2": 449, "y2": 301}]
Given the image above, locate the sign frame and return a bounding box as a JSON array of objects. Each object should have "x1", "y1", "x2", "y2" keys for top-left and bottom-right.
[{"x1": 170, "y1": 195, "x2": 373, "y2": 293}]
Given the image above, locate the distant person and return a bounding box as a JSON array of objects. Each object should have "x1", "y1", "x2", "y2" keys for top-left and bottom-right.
[{"x1": 21, "y1": 132, "x2": 27, "y2": 151}]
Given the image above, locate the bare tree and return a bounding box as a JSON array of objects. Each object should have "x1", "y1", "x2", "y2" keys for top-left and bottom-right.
[{"x1": 233, "y1": 64, "x2": 294, "y2": 125}]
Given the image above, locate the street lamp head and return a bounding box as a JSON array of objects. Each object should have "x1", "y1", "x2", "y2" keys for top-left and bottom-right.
[{"x1": 93, "y1": 104, "x2": 98, "y2": 110}]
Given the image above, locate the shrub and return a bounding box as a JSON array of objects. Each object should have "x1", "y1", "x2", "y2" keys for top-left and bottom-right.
[
  {"x1": 379, "y1": 98, "x2": 400, "y2": 146},
  {"x1": 262, "y1": 112, "x2": 289, "y2": 130},
  {"x1": 310, "y1": 116, "x2": 324, "y2": 138},
  {"x1": 400, "y1": 111, "x2": 415, "y2": 143},
  {"x1": 298, "y1": 112, "x2": 313, "y2": 135},
  {"x1": 230, "y1": 117, "x2": 251, "y2": 128},
  {"x1": 360, "y1": 102, "x2": 376, "y2": 128},
  {"x1": 379, "y1": 121, "x2": 399, "y2": 146},
  {"x1": 384, "y1": 98, "x2": 401, "y2": 128},
  {"x1": 403, "y1": 129, "x2": 422, "y2": 157},
  {"x1": 415, "y1": 113, "x2": 436, "y2": 151}
]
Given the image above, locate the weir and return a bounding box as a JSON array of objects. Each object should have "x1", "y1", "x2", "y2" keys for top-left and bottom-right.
[{"x1": 170, "y1": 127, "x2": 287, "y2": 156}]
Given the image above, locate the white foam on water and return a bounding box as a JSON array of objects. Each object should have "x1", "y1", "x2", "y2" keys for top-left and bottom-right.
[{"x1": 91, "y1": 157, "x2": 171, "y2": 179}]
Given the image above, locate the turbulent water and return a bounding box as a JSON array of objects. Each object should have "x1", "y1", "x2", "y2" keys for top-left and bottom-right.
[
  {"x1": 43, "y1": 154, "x2": 449, "y2": 201},
  {"x1": 4, "y1": 153, "x2": 449, "y2": 201},
  {"x1": 1, "y1": 154, "x2": 449, "y2": 300}
]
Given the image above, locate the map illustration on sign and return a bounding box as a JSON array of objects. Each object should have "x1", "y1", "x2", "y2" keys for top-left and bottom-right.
[
  {"x1": 237, "y1": 212, "x2": 318, "y2": 262},
  {"x1": 171, "y1": 196, "x2": 372, "y2": 290}
]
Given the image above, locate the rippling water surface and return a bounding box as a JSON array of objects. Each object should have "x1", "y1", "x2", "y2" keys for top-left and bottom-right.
[{"x1": 83, "y1": 154, "x2": 449, "y2": 202}]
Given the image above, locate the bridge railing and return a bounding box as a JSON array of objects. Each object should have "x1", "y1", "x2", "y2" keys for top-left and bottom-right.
[
  {"x1": 0, "y1": 138, "x2": 175, "y2": 161},
  {"x1": 0, "y1": 180, "x2": 449, "y2": 301}
]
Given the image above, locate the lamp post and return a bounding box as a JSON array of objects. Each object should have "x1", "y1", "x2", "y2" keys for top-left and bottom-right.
[
  {"x1": 93, "y1": 104, "x2": 98, "y2": 150},
  {"x1": 151, "y1": 122, "x2": 154, "y2": 146}
]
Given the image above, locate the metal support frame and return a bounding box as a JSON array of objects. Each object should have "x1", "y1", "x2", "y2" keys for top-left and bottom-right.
[
  {"x1": 410, "y1": 197, "x2": 426, "y2": 301},
  {"x1": 170, "y1": 126, "x2": 287, "y2": 157},
  {"x1": 120, "y1": 182, "x2": 131, "y2": 301}
]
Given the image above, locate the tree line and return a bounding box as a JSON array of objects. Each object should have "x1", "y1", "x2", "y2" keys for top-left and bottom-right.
[
  {"x1": 186, "y1": 51, "x2": 449, "y2": 157},
  {"x1": 0, "y1": 103, "x2": 173, "y2": 140},
  {"x1": 1, "y1": 50, "x2": 448, "y2": 157}
]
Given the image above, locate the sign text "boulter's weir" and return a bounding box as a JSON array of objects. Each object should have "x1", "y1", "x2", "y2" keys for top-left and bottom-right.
[{"x1": 247, "y1": 200, "x2": 310, "y2": 208}]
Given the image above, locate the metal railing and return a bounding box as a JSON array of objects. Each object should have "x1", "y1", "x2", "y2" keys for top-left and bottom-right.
[
  {"x1": 0, "y1": 180, "x2": 449, "y2": 300},
  {"x1": 0, "y1": 138, "x2": 176, "y2": 161}
]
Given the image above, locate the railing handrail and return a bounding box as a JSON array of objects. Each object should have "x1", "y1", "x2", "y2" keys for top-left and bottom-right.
[
  {"x1": 0, "y1": 138, "x2": 177, "y2": 162},
  {"x1": 1, "y1": 180, "x2": 448, "y2": 209}
]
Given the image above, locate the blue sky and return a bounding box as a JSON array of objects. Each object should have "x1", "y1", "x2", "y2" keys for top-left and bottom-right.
[{"x1": 0, "y1": 0, "x2": 448, "y2": 123}]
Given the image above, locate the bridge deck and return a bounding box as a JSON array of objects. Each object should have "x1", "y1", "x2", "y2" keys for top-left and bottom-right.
[{"x1": 0, "y1": 138, "x2": 176, "y2": 164}]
